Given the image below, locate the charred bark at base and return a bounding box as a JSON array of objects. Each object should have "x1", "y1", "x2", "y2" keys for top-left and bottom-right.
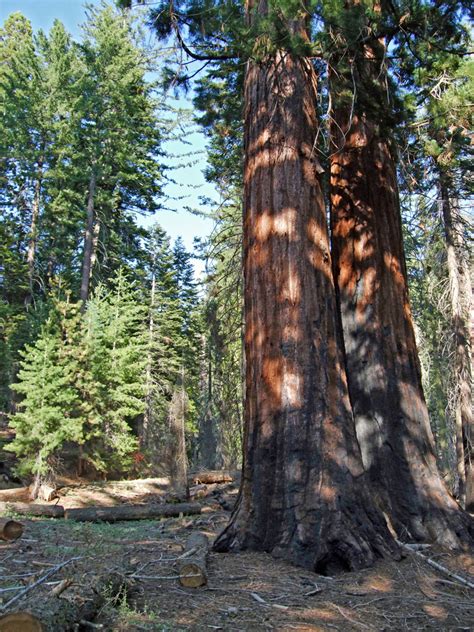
[
  {"x1": 215, "y1": 2, "x2": 398, "y2": 573},
  {"x1": 329, "y1": 31, "x2": 473, "y2": 546}
]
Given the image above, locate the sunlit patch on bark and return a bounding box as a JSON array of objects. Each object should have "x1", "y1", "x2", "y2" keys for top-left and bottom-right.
[
  {"x1": 262, "y1": 358, "x2": 302, "y2": 410},
  {"x1": 306, "y1": 217, "x2": 328, "y2": 250},
  {"x1": 355, "y1": 414, "x2": 383, "y2": 469},
  {"x1": 319, "y1": 484, "x2": 337, "y2": 502},
  {"x1": 281, "y1": 366, "x2": 302, "y2": 408},
  {"x1": 282, "y1": 321, "x2": 301, "y2": 343},
  {"x1": 279, "y1": 264, "x2": 301, "y2": 303},
  {"x1": 253, "y1": 207, "x2": 298, "y2": 242}
]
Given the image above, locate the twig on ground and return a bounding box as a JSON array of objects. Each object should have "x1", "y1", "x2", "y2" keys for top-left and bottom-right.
[
  {"x1": 51, "y1": 577, "x2": 73, "y2": 596},
  {"x1": 397, "y1": 540, "x2": 474, "y2": 590},
  {"x1": 250, "y1": 592, "x2": 267, "y2": 604},
  {"x1": 0, "y1": 556, "x2": 82, "y2": 611},
  {"x1": 333, "y1": 603, "x2": 374, "y2": 630}
]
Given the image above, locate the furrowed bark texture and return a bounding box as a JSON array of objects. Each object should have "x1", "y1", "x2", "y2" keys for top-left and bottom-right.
[
  {"x1": 440, "y1": 175, "x2": 473, "y2": 509},
  {"x1": 215, "y1": 3, "x2": 398, "y2": 573},
  {"x1": 168, "y1": 379, "x2": 189, "y2": 497},
  {"x1": 329, "y1": 38, "x2": 473, "y2": 546}
]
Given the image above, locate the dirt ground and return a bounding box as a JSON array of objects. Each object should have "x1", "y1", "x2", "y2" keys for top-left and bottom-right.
[{"x1": 1, "y1": 480, "x2": 473, "y2": 631}]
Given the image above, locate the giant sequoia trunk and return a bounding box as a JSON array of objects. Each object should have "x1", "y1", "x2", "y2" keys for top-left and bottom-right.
[
  {"x1": 439, "y1": 174, "x2": 473, "y2": 509},
  {"x1": 215, "y1": 2, "x2": 398, "y2": 573},
  {"x1": 329, "y1": 34, "x2": 473, "y2": 545}
]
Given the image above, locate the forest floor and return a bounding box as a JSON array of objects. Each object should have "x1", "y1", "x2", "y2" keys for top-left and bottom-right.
[{"x1": 0, "y1": 477, "x2": 473, "y2": 631}]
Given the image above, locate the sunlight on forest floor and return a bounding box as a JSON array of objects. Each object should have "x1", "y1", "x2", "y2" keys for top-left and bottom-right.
[{"x1": 1, "y1": 481, "x2": 472, "y2": 631}]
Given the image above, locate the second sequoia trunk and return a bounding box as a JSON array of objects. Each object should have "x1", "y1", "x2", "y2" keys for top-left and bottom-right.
[
  {"x1": 215, "y1": 1, "x2": 397, "y2": 572},
  {"x1": 329, "y1": 21, "x2": 473, "y2": 545}
]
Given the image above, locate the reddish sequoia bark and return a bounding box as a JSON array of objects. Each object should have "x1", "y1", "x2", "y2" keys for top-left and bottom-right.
[
  {"x1": 214, "y1": 2, "x2": 398, "y2": 572},
  {"x1": 329, "y1": 36, "x2": 473, "y2": 545}
]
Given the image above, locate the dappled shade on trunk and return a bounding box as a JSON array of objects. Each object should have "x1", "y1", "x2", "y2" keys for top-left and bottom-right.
[
  {"x1": 329, "y1": 35, "x2": 473, "y2": 546},
  {"x1": 215, "y1": 2, "x2": 398, "y2": 573}
]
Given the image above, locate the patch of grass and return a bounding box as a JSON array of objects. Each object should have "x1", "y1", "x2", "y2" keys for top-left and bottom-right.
[{"x1": 101, "y1": 588, "x2": 182, "y2": 632}]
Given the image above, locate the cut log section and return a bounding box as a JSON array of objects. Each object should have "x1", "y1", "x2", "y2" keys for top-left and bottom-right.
[
  {"x1": 179, "y1": 532, "x2": 209, "y2": 587},
  {"x1": 65, "y1": 502, "x2": 201, "y2": 522},
  {"x1": 0, "y1": 503, "x2": 64, "y2": 518},
  {"x1": 189, "y1": 470, "x2": 238, "y2": 485},
  {"x1": 0, "y1": 487, "x2": 31, "y2": 503},
  {"x1": 0, "y1": 517, "x2": 23, "y2": 541},
  {"x1": 36, "y1": 485, "x2": 58, "y2": 503},
  {"x1": 0, "y1": 612, "x2": 43, "y2": 632}
]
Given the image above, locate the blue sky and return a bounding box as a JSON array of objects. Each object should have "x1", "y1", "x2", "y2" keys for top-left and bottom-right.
[{"x1": 0, "y1": 0, "x2": 216, "y2": 266}]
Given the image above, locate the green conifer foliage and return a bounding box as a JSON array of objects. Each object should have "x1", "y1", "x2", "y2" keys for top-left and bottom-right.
[
  {"x1": 77, "y1": 6, "x2": 163, "y2": 297},
  {"x1": 200, "y1": 194, "x2": 243, "y2": 468},
  {"x1": 83, "y1": 270, "x2": 146, "y2": 473},
  {"x1": 9, "y1": 296, "x2": 85, "y2": 478},
  {"x1": 141, "y1": 227, "x2": 202, "y2": 468}
]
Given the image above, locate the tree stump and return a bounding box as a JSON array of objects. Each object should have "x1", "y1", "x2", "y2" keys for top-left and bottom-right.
[
  {"x1": 36, "y1": 485, "x2": 58, "y2": 503},
  {"x1": 0, "y1": 613, "x2": 43, "y2": 632},
  {"x1": 179, "y1": 532, "x2": 209, "y2": 587},
  {"x1": 0, "y1": 518, "x2": 23, "y2": 542}
]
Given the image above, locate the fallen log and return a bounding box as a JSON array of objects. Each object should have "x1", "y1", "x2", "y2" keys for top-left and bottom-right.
[
  {"x1": 0, "y1": 518, "x2": 23, "y2": 542},
  {"x1": 189, "y1": 470, "x2": 238, "y2": 485},
  {"x1": 0, "y1": 503, "x2": 64, "y2": 519},
  {"x1": 178, "y1": 532, "x2": 209, "y2": 587},
  {"x1": 0, "y1": 487, "x2": 31, "y2": 503},
  {"x1": 65, "y1": 502, "x2": 201, "y2": 522},
  {"x1": 0, "y1": 612, "x2": 43, "y2": 631},
  {"x1": 189, "y1": 483, "x2": 218, "y2": 500}
]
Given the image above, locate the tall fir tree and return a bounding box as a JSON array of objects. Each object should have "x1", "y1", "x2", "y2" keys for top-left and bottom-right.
[
  {"x1": 8, "y1": 294, "x2": 86, "y2": 487},
  {"x1": 82, "y1": 270, "x2": 147, "y2": 474}
]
